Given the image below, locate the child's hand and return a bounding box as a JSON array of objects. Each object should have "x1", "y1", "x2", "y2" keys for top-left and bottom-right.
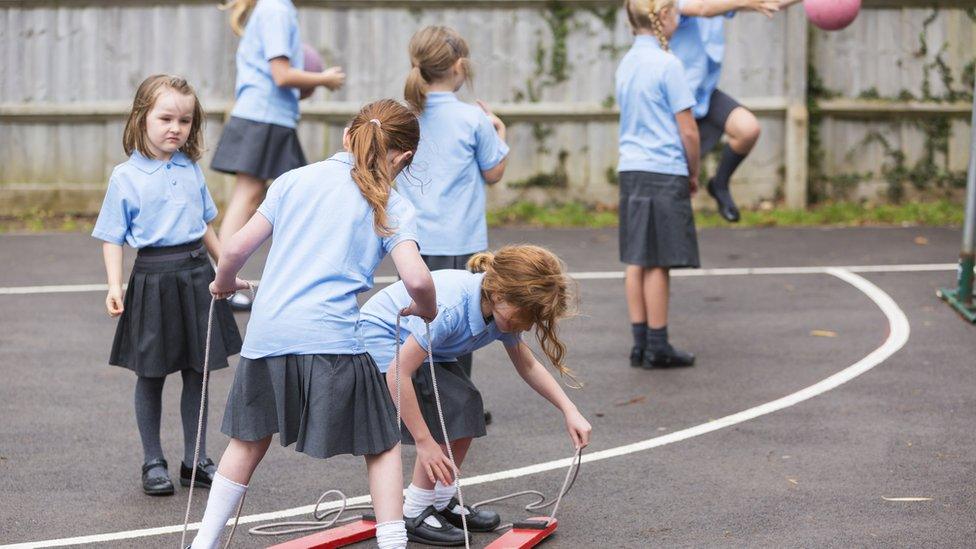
[
  {"x1": 321, "y1": 66, "x2": 346, "y2": 91},
  {"x1": 476, "y1": 100, "x2": 505, "y2": 134},
  {"x1": 689, "y1": 176, "x2": 699, "y2": 197},
  {"x1": 417, "y1": 438, "x2": 456, "y2": 486},
  {"x1": 564, "y1": 409, "x2": 592, "y2": 450},
  {"x1": 400, "y1": 301, "x2": 437, "y2": 323},
  {"x1": 209, "y1": 278, "x2": 251, "y2": 300},
  {"x1": 748, "y1": 0, "x2": 780, "y2": 17},
  {"x1": 105, "y1": 286, "x2": 124, "y2": 317}
]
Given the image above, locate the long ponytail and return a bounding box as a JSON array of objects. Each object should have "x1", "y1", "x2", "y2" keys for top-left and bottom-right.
[{"x1": 346, "y1": 100, "x2": 421, "y2": 236}]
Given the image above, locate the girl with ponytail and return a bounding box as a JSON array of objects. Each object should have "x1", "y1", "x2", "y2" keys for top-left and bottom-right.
[
  {"x1": 187, "y1": 100, "x2": 435, "y2": 549},
  {"x1": 398, "y1": 25, "x2": 510, "y2": 383},
  {"x1": 617, "y1": 0, "x2": 700, "y2": 370},
  {"x1": 211, "y1": 0, "x2": 346, "y2": 310},
  {"x1": 358, "y1": 245, "x2": 591, "y2": 546}
]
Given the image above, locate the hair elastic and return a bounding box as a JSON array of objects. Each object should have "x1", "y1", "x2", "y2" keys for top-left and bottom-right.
[{"x1": 369, "y1": 118, "x2": 382, "y2": 128}]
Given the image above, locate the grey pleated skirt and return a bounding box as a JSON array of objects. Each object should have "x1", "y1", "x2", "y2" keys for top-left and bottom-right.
[
  {"x1": 109, "y1": 240, "x2": 242, "y2": 378},
  {"x1": 210, "y1": 116, "x2": 307, "y2": 181},
  {"x1": 400, "y1": 361, "x2": 487, "y2": 445},
  {"x1": 221, "y1": 353, "x2": 401, "y2": 459},
  {"x1": 618, "y1": 171, "x2": 701, "y2": 269}
]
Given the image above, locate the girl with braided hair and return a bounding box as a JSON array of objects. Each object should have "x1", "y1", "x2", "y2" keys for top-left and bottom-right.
[{"x1": 618, "y1": 0, "x2": 701, "y2": 369}]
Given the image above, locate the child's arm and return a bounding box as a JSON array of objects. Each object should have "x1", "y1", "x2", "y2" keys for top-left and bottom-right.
[
  {"x1": 390, "y1": 241, "x2": 437, "y2": 320},
  {"x1": 202, "y1": 225, "x2": 221, "y2": 263},
  {"x1": 505, "y1": 342, "x2": 592, "y2": 449},
  {"x1": 210, "y1": 213, "x2": 271, "y2": 298},
  {"x1": 676, "y1": 109, "x2": 701, "y2": 196},
  {"x1": 680, "y1": 0, "x2": 779, "y2": 17},
  {"x1": 385, "y1": 337, "x2": 457, "y2": 485},
  {"x1": 102, "y1": 242, "x2": 125, "y2": 317},
  {"x1": 269, "y1": 57, "x2": 345, "y2": 91},
  {"x1": 475, "y1": 100, "x2": 508, "y2": 185}
]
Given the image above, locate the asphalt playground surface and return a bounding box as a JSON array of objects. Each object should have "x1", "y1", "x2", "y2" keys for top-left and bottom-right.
[{"x1": 1, "y1": 225, "x2": 975, "y2": 548}]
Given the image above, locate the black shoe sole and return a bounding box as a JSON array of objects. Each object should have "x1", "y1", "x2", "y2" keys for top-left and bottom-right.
[
  {"x1": 180, "y1": 478, "x2": 212, "y2": 488},
  {"x1": 642, "y1": 359, "x2": 696, "y2": 369},
  {"x1": 406, "y1": 532, "x2": 469, "y2": 547},
  {"x1": 144, "y1": 485, "x2": 175, "y2": 496}
]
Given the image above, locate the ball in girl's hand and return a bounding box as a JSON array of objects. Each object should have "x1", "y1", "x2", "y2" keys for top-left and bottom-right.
[
  {"x1": 300, "y1": 44, "x2": 324, "y2": 100},
  {"x1": 804, "y1": 0, "x2": 861, "y2": 31}
]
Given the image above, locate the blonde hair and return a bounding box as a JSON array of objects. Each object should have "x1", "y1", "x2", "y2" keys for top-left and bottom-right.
[
  {"x1": 220, "y1": 0, "x2": 257, "y2": 36},
  {"x1": 123, "y1": 74, "x2": 205, "y2": 161},
  {"x1": 346, "y1": 100, "x2": 421, "y2": 236},
  {"x1": 625, "y1": 0, "x2": 676, "y2": 51},
  {"x1": 404, "y1": 26, "x2": 471, "y2": 114},
  {"x1": 468, "y1": 245, "x2": 580, "y2": 386}
]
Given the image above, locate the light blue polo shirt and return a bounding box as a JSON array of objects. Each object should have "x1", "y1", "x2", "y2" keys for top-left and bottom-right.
[
  {"x1": 241, "y1": 152, "x2": 419, "y2": 359},
  {"x1": 92, "y1": 151, "x2": 218, "y2": 248},
  {"x1": 230, "y1": 0, "x2": 303, "y2": 128},
  {"x1": 671, "y1": 3, "x2": 735, "y2": 118},
  {"x1": 616, "y1": 35, "x2": 697, "y2": 176},
  {"x1": 358, "y1": 270, "x2": 521, "y2": 372},
  {"x1": 395, "y1": 92, "x2": 509, "y2": 256}
]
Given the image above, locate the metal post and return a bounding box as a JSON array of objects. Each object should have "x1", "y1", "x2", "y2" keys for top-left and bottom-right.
[{"x1": 938, "y1": 78, "x2": 976, "y2": 322}]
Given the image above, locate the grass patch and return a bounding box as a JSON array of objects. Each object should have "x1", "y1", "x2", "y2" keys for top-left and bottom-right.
[
  {"x1": 489, "y1": 200, "x2": 965, "y2": 228},
  {"x1": 1, "y1": 200, "x2": 965, "y2": 233},
  {"x1": 0, "y1": 209, "x2": 96, "y2": 233},
  {"x1": 487, "y1": 201, "x2": 619, "y2": 228}
]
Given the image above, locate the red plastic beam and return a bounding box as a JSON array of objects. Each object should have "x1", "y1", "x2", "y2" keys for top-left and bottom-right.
[
  {"x1": 266, "y1": 518, "x2": 377, "y2": 549},
  {"x1": 485, "y1": 517, "x2": 557, "y2": 549}
]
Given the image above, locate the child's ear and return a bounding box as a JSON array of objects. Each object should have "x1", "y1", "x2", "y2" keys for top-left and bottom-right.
[
  {"x1": 394, "y1": 150, "x2": 414, "y2": 170},
  {"x1": 342, "y1": 127, "x2": 351, "y2": 150}
]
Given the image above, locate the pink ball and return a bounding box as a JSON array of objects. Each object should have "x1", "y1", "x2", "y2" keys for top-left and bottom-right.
[
  {"x1": 804, "y1": 0, "x2": 861, "y2": 31},
  {"x1": 300, "y1": 44, "x2": 324, "y2": 100}
]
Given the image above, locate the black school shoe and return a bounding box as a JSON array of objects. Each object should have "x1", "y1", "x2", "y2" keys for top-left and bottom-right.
[
  {"x1": 181, "y1": 458, "x2": 217, "y2": 488},
  {"x1": 405, "y1": 506, "x2": 470, "y2": 546},
  {"x1": 142, "y1": 458, "x2": 175, "y2": 496},
  {"x1": 629, "y1": 346, "x2": 644, "y2": 367},
  {"x1": 642, "y1": 346, "x2": 695, "y2": 369},
  {"x1": 440, "y1": 497, "x2": 501, "y2": 532},
  {"x1": 707, "y1": 178, "x2": 741, "y2": 222}
]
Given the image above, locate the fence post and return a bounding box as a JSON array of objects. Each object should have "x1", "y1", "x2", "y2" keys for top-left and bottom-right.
[{"x1": 784, "y1": 7, "x2": 809, "y2": 209}]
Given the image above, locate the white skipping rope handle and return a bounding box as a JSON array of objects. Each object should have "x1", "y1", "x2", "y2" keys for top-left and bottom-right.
[{"x1": 395, "y1": 314, "x2": 470, "y2": 549}]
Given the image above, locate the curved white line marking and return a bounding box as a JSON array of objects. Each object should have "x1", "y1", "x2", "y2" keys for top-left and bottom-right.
[
  {"x1": 2, "y1": 268, "x2": 910, "y2": 548},
  {"x1": 0, "y1": 262, "x2": 956, "y2": 295}
]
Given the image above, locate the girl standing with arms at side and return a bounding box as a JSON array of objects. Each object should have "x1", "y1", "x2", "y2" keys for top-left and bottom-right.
[
  {"x1": 399, "y1": 25, "x2": 509, "y2": 380},
  {"x1": 92, "y1": 75, "x2": 242, "y2": 496},
  {"x1": 212, "y1": 0, "x2": 346, "y2": 309},
  {"x1": 358, "y1": 246, "x2": 591, "y2": 547},
  {"x1": 188, "y1": 100, "x2": 436, "y2": 549},
  {"x1": 618, "y1": 0, "x2": 701, "y2": 369}
]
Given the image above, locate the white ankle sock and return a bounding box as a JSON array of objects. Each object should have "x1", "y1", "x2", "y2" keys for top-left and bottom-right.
[
  {"x1": 190, "y1": 472, "x2": 247, "y2": 549},
  {"x1": 403, "y1": 483, "x2": 441, "y2": 527},
  {"x1": 433, "y1": 481, "x2": 456, "y2": 511},
  {"x1": 375, "y1": 520, "x2": 407, "y2": 549}
]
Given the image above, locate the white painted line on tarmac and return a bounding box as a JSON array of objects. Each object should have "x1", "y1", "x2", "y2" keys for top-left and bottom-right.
[
  {"x1": 2, "y1": 267, "x2": 910, "y2": 548},
  {"x1": 0, "y1": 262, "x2": 956, "y2": 295}
]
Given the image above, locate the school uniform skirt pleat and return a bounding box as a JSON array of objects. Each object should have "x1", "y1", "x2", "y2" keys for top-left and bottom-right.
[
  {"x1": 210, "y1": 116, "x2": 307, "y2": 181},
  {"x1": 399, "y1": 361, "x2": 487, "y2": 445},
  {"x1": 618, "y1": 171, "x2": 701, "y2": 269},
  {"x1": 221, "y1": 353, "x2": 401, "y2": 459},
  {"x1": 109, "y1": 240, "x2": 242, "y2": 377}
]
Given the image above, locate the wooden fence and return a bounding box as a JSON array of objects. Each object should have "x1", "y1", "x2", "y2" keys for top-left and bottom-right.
[{"x1": 1, "y1": 0, "x2": 973, "y2": 215}]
